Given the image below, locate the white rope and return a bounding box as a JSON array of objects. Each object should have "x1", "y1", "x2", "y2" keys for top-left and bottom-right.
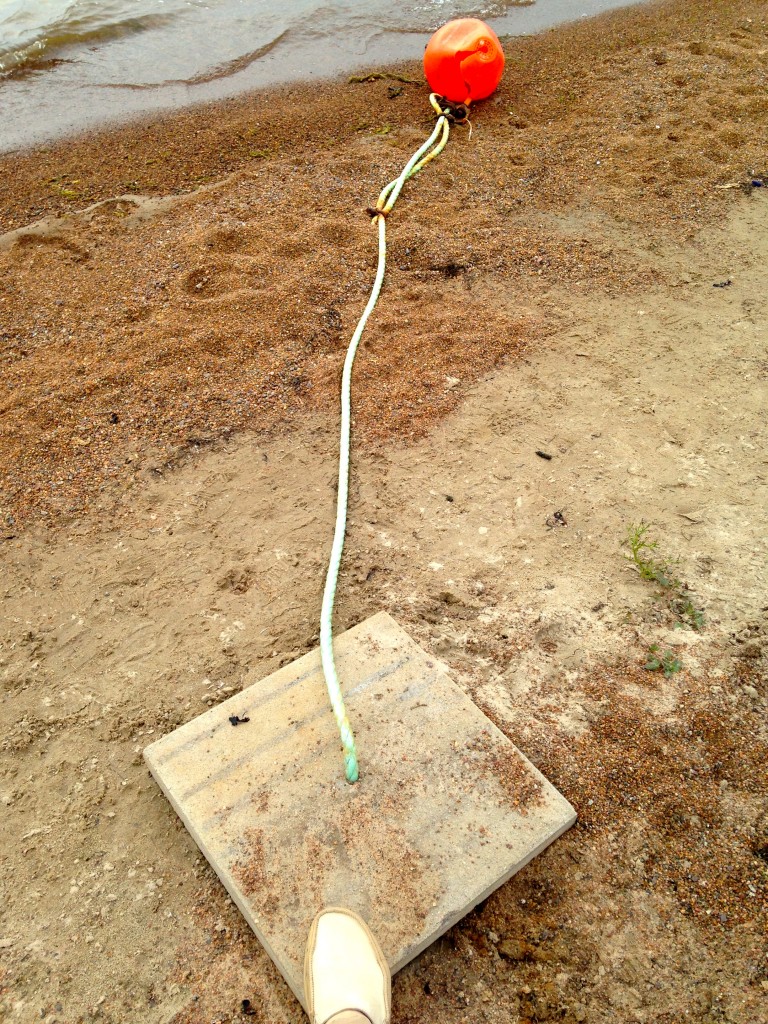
[{"x1": 319, "y1": 97, "x2": 453, "y2": 782}]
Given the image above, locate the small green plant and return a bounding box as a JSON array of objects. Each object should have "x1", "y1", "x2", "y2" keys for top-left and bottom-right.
[
  {"x1": 625, "y1": 521, "x2": 677, "y2": 585},
  {"x1": 624, "y1": 521, "x2": 705, "y2": 631},
  {"x1": 48, "y1": 177, "x2": 81, "y2": 199},
  {"x1": 672, "y1": 595, "x2": 705, "y2": 632},
  {"x1": 645, "y1": 645, "x2": 682, "y2": 678}
]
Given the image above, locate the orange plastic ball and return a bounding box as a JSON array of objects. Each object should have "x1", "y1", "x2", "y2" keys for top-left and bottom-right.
[{"x1": 423, "y1": 18, "x2": 505, "y2": 104}]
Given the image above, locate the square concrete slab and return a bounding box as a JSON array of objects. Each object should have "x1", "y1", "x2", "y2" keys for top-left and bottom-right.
[{"x1": 145, "y1": 612, "x2": 575, "y2": 1011}]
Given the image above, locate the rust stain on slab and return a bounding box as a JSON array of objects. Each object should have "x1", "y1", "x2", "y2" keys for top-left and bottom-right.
[{"x1": 145, "y1": 612, "x2": 576, "y2": 1011}]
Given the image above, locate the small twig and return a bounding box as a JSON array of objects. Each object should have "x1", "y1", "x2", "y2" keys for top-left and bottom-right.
[{"x1": 348, "y1": 72, "x2": 423, "y2": 85}]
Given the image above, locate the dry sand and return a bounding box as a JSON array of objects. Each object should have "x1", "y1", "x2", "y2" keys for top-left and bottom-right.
[{"x1": 1, "y1": 0, "x2": 767, "y2": 1022}]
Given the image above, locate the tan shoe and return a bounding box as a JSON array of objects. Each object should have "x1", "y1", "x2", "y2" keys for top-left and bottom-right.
[{"x1": 304, "y1": 907, "x2": 391, "y2": 1024}]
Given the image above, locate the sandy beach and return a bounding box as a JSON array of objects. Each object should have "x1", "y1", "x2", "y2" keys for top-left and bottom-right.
[{"x1": 1, "y1": 0, "x2": 767, "y2": 1022}]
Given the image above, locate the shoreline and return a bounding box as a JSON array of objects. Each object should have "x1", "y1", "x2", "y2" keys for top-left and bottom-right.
[
  {"x1": 2, "y1": 0, "x2": 762, "y2": 232},
  {"x1": 0, "y1": 0, "x2": 650, "y2": 156}
]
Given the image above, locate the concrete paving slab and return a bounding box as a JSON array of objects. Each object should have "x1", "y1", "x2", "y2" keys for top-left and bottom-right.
[{"x1": 145, "y1": 612, "x2": 576, "y2": 1011}]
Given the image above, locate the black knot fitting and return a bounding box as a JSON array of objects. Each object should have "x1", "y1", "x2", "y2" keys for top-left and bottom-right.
[
  {"x1": 447, "y1": 102, "x2": 469, "y2": 123},
  {"x1": 434, "y1": 96, "x2": 470, "y2": 123}
]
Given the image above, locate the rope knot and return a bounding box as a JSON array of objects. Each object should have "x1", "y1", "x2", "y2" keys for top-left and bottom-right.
[
  {"x1": 431, "y1": 94, "x2": 470, "y2": 124},
  {"x1": 445, "y1": 102, "x2": 470, "y2": 124},
  {"x1": 365, "y1": 206, "x2": 387, "y2": 220}
]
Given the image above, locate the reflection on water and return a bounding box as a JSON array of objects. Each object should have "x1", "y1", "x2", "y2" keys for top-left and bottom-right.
[{"x1": 0, "y1": 0, "x2": 646, "y2": 153}]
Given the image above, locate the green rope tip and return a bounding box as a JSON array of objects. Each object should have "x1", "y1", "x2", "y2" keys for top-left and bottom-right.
[
  {"x1": 344, "y1": 752, "x2": 360, "y2": 784},
  {"x1": 319, "y1": 95, "x2": 453, "y2": 783}
]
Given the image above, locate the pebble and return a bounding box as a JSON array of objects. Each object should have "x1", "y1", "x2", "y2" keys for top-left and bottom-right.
[
  {"x1": 741, "y1": 641, "x2": 762, "y2": 659},
  {"x1": 498, "y1": 938, "x2": 532, "y2": 962}
]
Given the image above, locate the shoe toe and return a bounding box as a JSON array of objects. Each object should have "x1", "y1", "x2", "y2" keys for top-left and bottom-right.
[{"x1": 305, "y1": 909, "x2": 390, "y2": 1024}]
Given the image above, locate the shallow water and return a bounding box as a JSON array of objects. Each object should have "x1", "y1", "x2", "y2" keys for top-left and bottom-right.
[{"x1": 0, "y1": 0, "x2": 647, "y2": 153}]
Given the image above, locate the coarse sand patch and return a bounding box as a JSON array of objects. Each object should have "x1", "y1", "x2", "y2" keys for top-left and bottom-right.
[{"x1": 1, "y1": 0, "x2": 766, "y2": 530}]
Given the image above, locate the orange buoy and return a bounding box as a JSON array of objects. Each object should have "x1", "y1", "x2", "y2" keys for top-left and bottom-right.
[{"x1": 423, "y1": 18, "x2": 505, "y2": 105}]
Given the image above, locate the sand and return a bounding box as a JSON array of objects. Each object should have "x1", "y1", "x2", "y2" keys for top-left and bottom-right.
[{"x1": 0, "y1": 0, "x2": 766, "y2": 1022}]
